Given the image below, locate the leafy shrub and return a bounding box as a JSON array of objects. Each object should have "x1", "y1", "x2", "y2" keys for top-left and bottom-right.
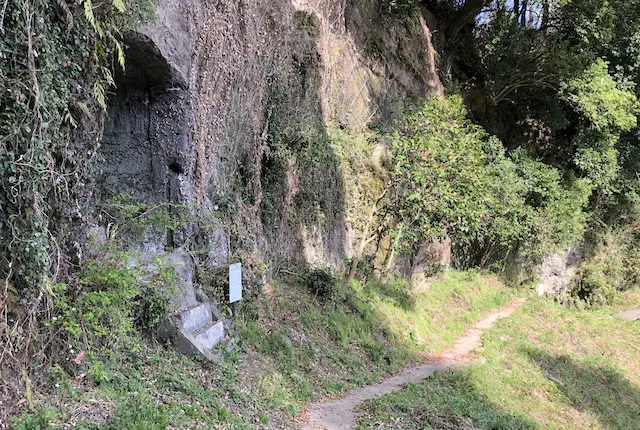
[
  {"x1": 11, "y1": 408, "x2": 58, "y2": 430},
  {"x1": 51, "y1": 254, "x2": 175, "y2": 362},
  {"x1": 564, "y1": 60, "x2": 638, "y2": 133},
  {"x1": 132, "y1": 285, "x2": 173, "y2": 333},
  {"x1": 387, "y1": 95, "x2": 589, "y2": 269},
  {"x1": 571, "y1": 263, "x2": 618, "y2": 307},
  {"x1": 566, "y1": 223, "x2": 640, "y2": 307},
  {"x1": 303, "y1": 267, "x2": 338, "y2": 299}
]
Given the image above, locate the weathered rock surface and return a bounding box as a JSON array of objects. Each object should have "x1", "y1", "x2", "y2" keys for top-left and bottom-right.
[
  {"x1": 91, "y1": 0, "x2": 448, "y2": 356},
  {"x1": 537, "y1": 246, "x2": 582, "y2": 296}
]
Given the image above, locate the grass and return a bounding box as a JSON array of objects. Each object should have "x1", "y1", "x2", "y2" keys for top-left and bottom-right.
[
  {"x1": 362, "y1": 270, "x2": 515, "y2": 354},
  {"x1": 235, "y1": 270, "x2": 514, "y2": 414},
  {"x1": 355, "y1": 288, "x2": 640, "y2": 429},
  {"x1": 11, "y1": 345, "x2": 256, "y2": 430},
  {"x1": 9, "y1": 270, "x2": 514, "y2": 429}
]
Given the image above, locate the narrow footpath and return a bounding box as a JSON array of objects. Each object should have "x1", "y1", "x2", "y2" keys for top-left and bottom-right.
[{"x1": 301, "y1": 298, "x2": 527, "y2": 430}]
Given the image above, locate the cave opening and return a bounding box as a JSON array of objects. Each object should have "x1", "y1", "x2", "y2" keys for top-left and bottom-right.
[{"x1": 97, "y1": 34, "x2": 192, "y2": 250}]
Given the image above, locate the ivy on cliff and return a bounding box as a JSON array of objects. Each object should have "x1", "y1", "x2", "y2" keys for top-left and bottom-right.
[
  {"x1": 0, "y1": 0, "x2": 155, "y2": 397},
  {"x1": 0, "y1": 0, "x2": 154, "y2": 293}
]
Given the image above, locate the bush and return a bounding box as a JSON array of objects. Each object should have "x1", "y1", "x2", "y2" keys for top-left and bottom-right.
[
  {"x1": 51, "y1": 253, "x2": 175, "y2": 362},
  {"x1": 132, "y1": 285, "x2": 173, "y2": 333},
  {"x1": 303, "y1": 267, "x2": 337, "y2": 300},
  {"x1": 566, "y1": 223, "x2": 640, "y2": 307},
  {"x1": 387, "y1": 95, "x2": 589, "y2": 269},
  {"x1": 571, "y1": 263, "x2": 618, "y2": 307}
]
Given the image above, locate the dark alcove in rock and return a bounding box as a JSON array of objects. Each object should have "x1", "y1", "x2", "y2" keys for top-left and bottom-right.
[{"x1": 97, "y1": 34, "x2": 194, "y2": 250}]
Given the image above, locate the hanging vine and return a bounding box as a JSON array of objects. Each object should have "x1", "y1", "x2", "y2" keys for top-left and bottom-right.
[
  {"x1": 0, "y1": 0, "x2": 155, "y2": 401},
  {"x1": 0, "y1": 0, "x2": 154, "y2": 288}
]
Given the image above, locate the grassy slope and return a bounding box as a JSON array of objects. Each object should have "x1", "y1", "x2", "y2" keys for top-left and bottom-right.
[
  {"x1": 236, "y1": 270, "x2": 514, "y2": 415},
  {"x1": 356, "y1": 289, "x2": 640, "y2": 429},
  {"x1": 10, "y1": 270, "x2": 513, "y2": 429}
]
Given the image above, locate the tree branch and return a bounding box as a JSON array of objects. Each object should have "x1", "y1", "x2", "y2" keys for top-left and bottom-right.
[{"x1": 445, "y1": 0, "x2": 490, "y2": 38}]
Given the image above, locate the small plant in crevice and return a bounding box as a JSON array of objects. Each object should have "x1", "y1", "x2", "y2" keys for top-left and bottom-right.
[{"x1": 386, "y1": 0, "x2": 419, "y2": 15}]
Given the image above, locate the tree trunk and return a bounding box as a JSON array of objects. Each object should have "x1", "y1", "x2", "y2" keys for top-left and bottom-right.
[
  {"x1": 345, "y1": 220, "x2": 374, "y2": 286},
  {"x1": 497, "y1": 0, "x2": 507, "y2": 16},
  {"x1": 344, "y1": 186, "x2": 389, "y2": 286},
  {"x1": 383, "y1": 227, "x2": 402, "y2": 277},
  {"x1": 445, "y1": 0, "x2": 489, "y2": 38},
  {"x1": 542, "y1": 0, "x2": 550, "y2": 31},
  {"x1": 520, "y1": 0, "x2": 528, "y2": 26}
]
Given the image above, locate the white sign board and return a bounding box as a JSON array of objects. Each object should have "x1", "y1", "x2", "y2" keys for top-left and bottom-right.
[{"x1": 229, "y1": 263, "x2": 242, "y2": 303}]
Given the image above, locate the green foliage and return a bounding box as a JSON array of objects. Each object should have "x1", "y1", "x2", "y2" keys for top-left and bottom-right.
[
  {"x1": 468, "y1": 1, "x2": 640, "y2": 212},
  {"x1": 385, "y1": 0, "x2": 419, "y2": 15},
  {"x1": 572, "y1": 130, "x2": 620, "y2": 191},
  {"x1": 302, "y1": 267, "x2": 338, "y2": 300},
  {"x1": 564, "y1": 60, "x2": 639, "y2": 133},
  {"x1": 565, "y1": 223, "x2": 640, "y2": 307},
  {"x1": 356, "y1": 293, "x2": 640, "y2": 429},
  {"x1": 570, "y1": 263, "x2": 618, "y2": 307},
  {"x1": 237, "y1": 270, "x2": 512, "y2": 416},
  {"x1": 101, "y1": 193, "x2": 202, "y2": 240},
  {"x1": 510, "y1": 150, "x2": 591, "y2": 259},
  {"x1": 387, "y1": 95, "x2": 588, "y2": 267},
  {"x1": 559, "y1": 60, "x2": 639, "y2": 195},
  {"x1": 389, "y1": 94, "x2": 491, "y2": 244},
  {"x1": 329, "y1": 124, "x2": 387, "y2": 237},
  {"x1": 0, "y1": 0, "x2": 155, "y2": 293},
  {"x1": 106, "y1": 393, "x2": 169, "y2": 430},
  {"x1": 11, "y1": 408, "x2": 58, "y2": 430},
  {"x1": 50, "y1": 253, "x2": 174, "y2": 362}
]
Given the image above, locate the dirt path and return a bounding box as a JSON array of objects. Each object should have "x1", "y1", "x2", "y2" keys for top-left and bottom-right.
[{"x1": 300, "y1": 298, "x2": 526, "y2": 430}]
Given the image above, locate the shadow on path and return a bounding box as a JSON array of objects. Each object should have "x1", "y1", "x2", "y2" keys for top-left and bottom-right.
[{"x1": 301, "y1": 298, "x2": 526, "y2": 429}]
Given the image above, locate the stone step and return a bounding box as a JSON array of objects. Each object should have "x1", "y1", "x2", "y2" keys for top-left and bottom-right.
[
  {"x1": 178, "y1": 302, "x2": 213, "y2": 333},
  {"x1": 192, "y1": 320, "x2": 225, "y2": 350}
]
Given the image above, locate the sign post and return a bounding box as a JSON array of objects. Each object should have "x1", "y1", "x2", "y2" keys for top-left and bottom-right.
[{"x1": 229, "y1": 263, "x2": 242, "y2": 319}]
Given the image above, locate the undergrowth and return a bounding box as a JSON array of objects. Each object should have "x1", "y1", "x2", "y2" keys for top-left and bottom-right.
[
  {"x1": 8, "y1": 268, "x2": 518, "y2": 428},
  {"x1": 9, "y1": 344, "x2": 250, "y2": 430},
  {"x1": 0, "y1": 0, "x2": 156, "y2": 421},
  {"x1": 562, "y1": 222, "x2": 640, "y2": 308}
]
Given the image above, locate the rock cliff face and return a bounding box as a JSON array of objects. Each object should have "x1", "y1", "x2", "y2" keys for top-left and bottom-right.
[{"x1": 94, "y1": 0, "x2": 444, "y2": 291}]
